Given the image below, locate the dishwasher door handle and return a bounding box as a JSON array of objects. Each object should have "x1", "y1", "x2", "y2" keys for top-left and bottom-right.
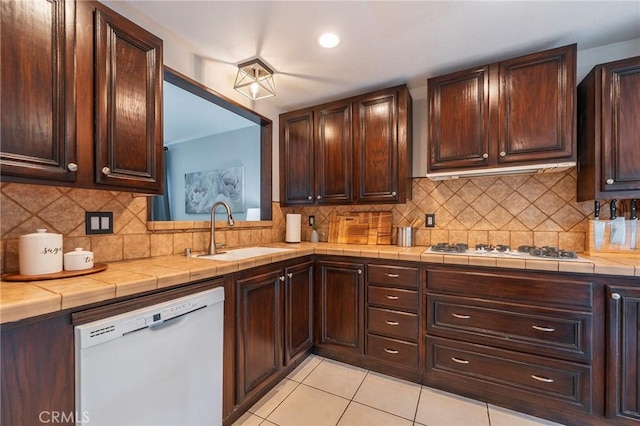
[{"x1": 148, "y1": 315, "x2": 187, "y2": 331}]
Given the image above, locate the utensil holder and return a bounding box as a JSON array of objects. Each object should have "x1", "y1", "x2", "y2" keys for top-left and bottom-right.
[{"x1": 396, "y1": 226, "x2": 414, "y2": 247}]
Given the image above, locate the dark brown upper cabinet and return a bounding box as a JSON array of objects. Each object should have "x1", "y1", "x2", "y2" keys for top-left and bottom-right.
[
  {"x1": 280, "y1": 85, "x2": 412, "y2": 206},
  {"x1": 1, "y1": 0, "x2": 77, "y2": 183},
  {"x1": 577, "y1": 56, "x2": 640, "y2": 201},
  {"x1": 428, "y1": 44, "x2": 576, "y2": 174},
  {"x1": 1, "y1": 0, "x2": 164, "y2": 194},
  {"x1": 354, "y1": 88, "x2": 412, "y2": 203},
  {"x1": 315, "y1": 100, "x2": 353, "y2": 204},
  {"x1": 93, "y1": 7, "x2": 163, "y2": 193}
]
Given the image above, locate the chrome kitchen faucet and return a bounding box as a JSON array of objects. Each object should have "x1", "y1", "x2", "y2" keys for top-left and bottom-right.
[{"x1": 209, "y1": 201, "x2": 235, "y2": 255}]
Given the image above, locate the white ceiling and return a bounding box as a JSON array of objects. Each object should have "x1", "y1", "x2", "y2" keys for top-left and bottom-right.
[{"x1": 111, "y1": 1, "x2": 639, "y2": 140}]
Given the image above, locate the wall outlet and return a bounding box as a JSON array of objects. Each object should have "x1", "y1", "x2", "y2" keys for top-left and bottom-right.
[
  {"x1": 308, "y1": 215, "x2": 315, "y2": 226},
  {"x1": 425, "y1": 213, "x2": 436, "y2": 228}
]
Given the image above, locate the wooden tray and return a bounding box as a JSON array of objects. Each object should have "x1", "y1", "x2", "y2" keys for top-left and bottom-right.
[{"x1": 1, "y1": 264, "x2": 108, "y2": 282}]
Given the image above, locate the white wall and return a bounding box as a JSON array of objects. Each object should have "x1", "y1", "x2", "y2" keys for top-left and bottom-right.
[{"x1": 167, "y1": 126, "x2": 261, "y2": 221}]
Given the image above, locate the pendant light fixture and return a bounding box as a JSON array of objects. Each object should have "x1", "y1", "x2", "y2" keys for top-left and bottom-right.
[{"x1": 233, "y1": 58, "x2": 276, "y2": 100}]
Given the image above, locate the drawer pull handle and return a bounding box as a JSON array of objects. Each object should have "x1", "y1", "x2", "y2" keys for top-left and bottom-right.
[
  {"x1": 451, "y1": 357, "x2": 469, "y2": 364},
  {"x1": 532, "y1": 325, "x2": 555, "y2": 332},
  {"x1": 452, "y1": 313, "x2": 471, "y2": 319},
  {"x1": 384, "y1": 273, "x2": 400, "y2": 278},
  {"x1": 384, "y1": 348, "x2": 399, "y2": 354},
  {"x1": 385, "y1": 320, "x2": 399, "y2": 326},
  {"x1": 531, "y1": 375, "x2": 554, "y2": 383},
  {"x1": 385, "y1": 295, "x2": 400, "y2": 300}
]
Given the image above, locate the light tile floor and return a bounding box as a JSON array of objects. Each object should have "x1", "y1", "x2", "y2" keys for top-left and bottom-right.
[{"x1": 233, "y1": 355, "x2": 565, "y2": 426}]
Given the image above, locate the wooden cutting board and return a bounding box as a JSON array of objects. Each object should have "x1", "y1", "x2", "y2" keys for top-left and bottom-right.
[{"x1": 328, "y1": 212, "x2": 392, "y2": 244}]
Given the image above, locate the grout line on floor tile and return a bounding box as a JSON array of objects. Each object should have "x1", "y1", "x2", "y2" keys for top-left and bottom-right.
[
  {"x1": 291, "y1": 354, "x2": 325, "y2": 383},
  {"x1": 486, "y1": 402, "x2": 491, "y2": 426},
  {"x1": 413, "y1": 385, "x2": 423, "y2": 423},
  {"x1": 347, "y1": 370, "x2": 419, "y2": 422},
  {"x1": 252, "y1": 379, "x2": 302, "y2": 421}
]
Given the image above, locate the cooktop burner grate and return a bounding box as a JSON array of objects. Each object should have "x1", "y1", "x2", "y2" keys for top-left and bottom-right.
[
  {"x1": 517, "y1": 245, "x2": 578, "y2": 259},
  {"x1": 430, "y1": 242, "x2": 469, "y2": 253}
]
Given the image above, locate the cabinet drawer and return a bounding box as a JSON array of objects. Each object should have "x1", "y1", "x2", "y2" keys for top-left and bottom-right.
[
  {"x1": 368, "y1": 307, "x2": 418, "y2": 341},
  {"x1": 426, "y1": 269, "x2": 594, "y2": 309},
  {"x1": 368, "y1": 265, "x2": 419, "y2": 289},
  {"x1": 368, "y1": 286, "x2": 418, "y2": 311},
  {"x1": 426, "y1": 337, "x2": 592, "y2": 411},
  {"x1": 428, "y1": 295, "x2": 592, "y2": 361},
  {"x1": 367, "y1": 334, "x2": 418, "y2": 369}
]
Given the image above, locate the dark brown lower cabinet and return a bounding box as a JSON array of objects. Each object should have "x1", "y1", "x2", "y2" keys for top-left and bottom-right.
[
  {"x1": 1, "y1": 315, "x2": 75, "y2": 426},
  {"x1": 607, "y1": 285, "x2": 640, "y2": 424},
  {"x1": 425, "y1": 266, "x2": 606, "y2": 426},
  {"x1": 229, "y1": 258, "x2": 315, "y2": 423},
  {"x1": 284, "y1": 261, "x2": 314, "y2": 365},
  {"x1": 315, "y1": 260, "x2": 365, "y2": 356},
  {"x1": 235, "y1": 268, "x2": 283, "y2": 401}
]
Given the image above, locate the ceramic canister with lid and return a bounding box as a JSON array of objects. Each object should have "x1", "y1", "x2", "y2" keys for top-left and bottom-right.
[
  {"x1": 64, "y1": 248, "x2": 94, "y2": 271},
  {"x1": 19, "y1": 229, "x2": 63, "y2": 275}
]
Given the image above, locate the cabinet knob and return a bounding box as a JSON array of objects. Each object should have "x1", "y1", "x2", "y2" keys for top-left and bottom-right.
[
  {"x1": 279, "y1": 276, "x2": 285, "y2": 282},
  {"x1": 67, "y1": 162, "x2": 78, "y2": 172},
  {"x1": 357, "y1": 269, "x2": 362, "y2": 275},
  {"x1": 391, "y1": 191, "x2": 397, "y2": 197},
  {"x1": 606, "y1": 178, "x2": 614, "y2": 185},
  {"x1": 101, "y1": 167, "x2": 111, "y2": 176},
  {"x1": 287, "y1": 273, "x2": 293, "y2": 278},
  {"x1": 611, "y1": 292, "x2": 621, "y2": 300},
  {"x1": 482, "y1": 153, "x2": 488, "y2": 159},
  {"x1": 499, "y1": 151, "x2": 506, "y2": 157},
  {"x1": 316, "y1": 195, "x2": 322, "y2": 200},
  {"x1": 307, "y1": 195, "x2": 313, "y2": 200}
]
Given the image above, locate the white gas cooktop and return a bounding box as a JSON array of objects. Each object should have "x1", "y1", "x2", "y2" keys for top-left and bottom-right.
[{"x1": 423, "y1": 246, "x2": 593, "y2": 263}]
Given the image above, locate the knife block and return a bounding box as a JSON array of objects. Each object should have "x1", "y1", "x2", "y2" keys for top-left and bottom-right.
[{"x1": 585, "y1": 219, "x2": 639, "y2": 255}]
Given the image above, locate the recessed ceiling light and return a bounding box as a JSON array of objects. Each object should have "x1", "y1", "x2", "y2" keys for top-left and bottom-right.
[{"x1": 319, "y1": 33, "x2": 340, "y2": 48}]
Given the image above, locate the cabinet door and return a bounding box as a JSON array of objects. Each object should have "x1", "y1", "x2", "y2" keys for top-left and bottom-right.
[
  {"x1": 600, "y1": 58, "x2": 640, "y2": 195},
  {"x1": 498, "y1": 44, "x2": 575, "y2": 164},
  {"x1": 315, "y1": 102, "x2": 353, "y2": 204},
  {"x1": 354, "y1": 87, "x2": 411, "y2": 203},
  {"x1": 280, "y1": 110, "x2": 315, "y2": 205},
  {"x1": 315, "y1": 261, "x2": 364, "y2": 354},
  {"x1": 1, "y1": 316, "x2": 74, "y2": 426},
  {"x1": 284, "y1": 261, "x2": 314, "y2": 365},
  {"x1": 0, "y1": 0, "x2": 77, "y2": 183},
  {"x1": 428, "y1": 66, "x2": 490, "y2": 171},
  {"x1": 94, "y1": 7, "x2": 163, "y2": 193},
  {"x1": 236, "y1": 269, "x2": 282, "y2": 401},
  {"x1": 607, "y1": 286, "x2": 640, "y2": 423}
]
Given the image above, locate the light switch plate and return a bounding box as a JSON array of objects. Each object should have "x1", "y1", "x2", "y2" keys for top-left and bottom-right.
[{"x1": 86, "y1": 212, "x2": 113, "y2": 235}]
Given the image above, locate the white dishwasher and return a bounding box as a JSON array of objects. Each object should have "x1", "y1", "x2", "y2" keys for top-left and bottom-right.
[{"x1": 75, "y1": 287, "x2": 224, "y2": 426}]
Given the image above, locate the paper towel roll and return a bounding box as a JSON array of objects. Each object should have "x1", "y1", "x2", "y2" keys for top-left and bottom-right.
[{"x1": 286, "y1": 214, "x2": 301, "y2": 243}]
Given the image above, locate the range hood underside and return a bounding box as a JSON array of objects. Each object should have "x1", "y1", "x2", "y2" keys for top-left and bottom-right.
[{"x1": 425, "y1": 162, "x2": 577, "y2": 181}]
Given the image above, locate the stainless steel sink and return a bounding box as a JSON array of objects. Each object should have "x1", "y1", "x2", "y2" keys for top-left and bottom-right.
[{"x1": 196, "y1": 246, "x2": 293, "y2": 261}]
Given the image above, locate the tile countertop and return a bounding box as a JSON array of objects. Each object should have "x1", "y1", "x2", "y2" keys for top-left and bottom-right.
[{"x1": 1, "y1": 243, "x2": 638, "y2": 325}]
